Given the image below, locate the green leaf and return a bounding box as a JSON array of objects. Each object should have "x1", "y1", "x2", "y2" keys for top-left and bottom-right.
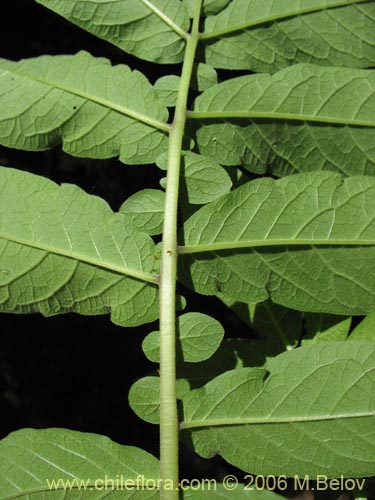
[
  {"x1": 176, "y1": 338, "x2": 268, "y2": 398},
  {"x1": 184, "y1": 486, "x2": 284, "y2": 499},
  {"x1": 143, "y1": 312, "x2": 224, "y2": 363},
  {"x1": 192, "y1": 64, "x2": 375, "y2": 176},
  {"x1": 129, "y1": 376, "x2": 160, "y2": 424},
  {"x1": 219, "y1": 295, "x2": 302, "y2": 350},
  {"x1": 0, "y1": 428, "x2": 160, "y2": 499},
  {"x1": 181, "y1": 152, "x2": 232, "y2": 204},
  {"x1": 35, "y1": 0, "x2": 189, "y2": 64},
  {"x1": 157, "y1": 151, "x2": 232, "y2": 204},
  {"x1": 0, "y1": 51, "x2": 169, "y2": 164},
  {"x1": 184, "y1": 0, "x2": 232, "y2": 17},
  {"x1": 350, "y1": 310, "x2": 375, "y2": 341},
  {"x1": 181, "y1": 341, "x2": 375, "y2": 477},
  {"x1": 179, "y1": 172, "x2": 375, "y2": 315},
  {"x1": 302, "y1": 313, "x2": 351, "y2": 344},
  {"x1": 191, "y1": 63, "x2": 218, "y2": 92},
  {"x1": 120, "y1": 189, "x2": 165, "y2": 236},
  {"x1": 0, "y1": 167, "x2": 159, "y2": 327},
  {"x1": 142, "y1": 331, "x2": 161, "y2": 362},
  {"x1": 202, "y1": 0, "x2": 375, "y2": 71},
  {"x1": 154, "y1": 75, "x2": 180, "y2": 107}
]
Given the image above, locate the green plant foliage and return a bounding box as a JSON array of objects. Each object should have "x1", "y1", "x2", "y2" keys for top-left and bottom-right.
[
  {"x1": 181, "y1": 342, "x2": 375, "y2": 477},
  {"x1": 157, "y1": 151, "x2": 232, "y2": 204},
  {"x1": 175, "y1": 338, "x2": 271, "y2": 398},
  {"x1": 180, "y1": 152, "x2": 232, "y2": 204},
  {"x1": 155, "y1": 76, "x2": 181, "y2": 107},
  {"x1": 350, "y1": 310, "x2": 375, "y2": 341},
  {"x1": 0, "y1": 51, "x2": 169, "y2": 164},
  {"x1": 0, "y1": 167, "x2": 159, "y2": 326},
  {"x1": 202, "y1": 0, "x2": 375, "y2": 71},
  {"x1": 302, "y1": 313, "x2": 352, "y2": 344},
  {"x1": 120, "y1": 189, "x2": 165, "y2": 235},
  {"x1": 192, "y1": 64, "x2": 375, "y2": 175},
  {"x1": 1, "y1": 0, "x2": 375, "y2": 497},
  {"x1": 143, "y1": 312, "x2": 224, "y2": 363},
  {"x1": 219, "y1": 297, "x2": 302, "y2": 351},
  {"x1": 180, "y1": 172, "x2": 375, "y2": 314},
  {"x1": 129, "y1": 376, "x2": 161, "y2": 424},
  {"x1": 35, "y1": 0, "x2": 190, "y2": 63},
  {"x1": 184, "y1": 488, "x2": 284, "y2": 500},
  {"x1": 191, "y1": 63, "x2": 217, "y2": 91},
  {"x1": 0, "y1": 428, "x2": 160, "y2": 499}
]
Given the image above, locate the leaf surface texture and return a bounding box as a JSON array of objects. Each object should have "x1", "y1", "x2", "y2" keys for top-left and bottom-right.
[
  {"x1": 0, "y1": 51, "x2": 169, "y2": 164},
  {"x1": 180, "y1": 172, "x2": 375, "y2": 314},
  {"x1": 0, "y1": 428, "x2": 160, "y2": 499},
  {"x1": 35, "y1": 0, "x2": 190, "y2": 63},
  {"x1": 182, "y1": 342, "x2": 375, "y2": 477},
  {"x1": 193, "y1": 64, "x2": 375, "y2": 176},
  {"x1": 0, "y1": 167, "x2": 159, "y2": 326},
  {"x1": 203, "y1": 0, "x2": 375, "y2": 71}
]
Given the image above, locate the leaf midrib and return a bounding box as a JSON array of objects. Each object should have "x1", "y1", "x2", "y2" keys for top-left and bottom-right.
[
  {"x1": 180, "y1": 410, "x2": 375, "y2": 430},
  {"x1": 0, "y1": 232, "x2": 158, "y2": 285},
  {"x1": 186, "y1": 111, "x2": 375, "y2": 128},
  {"x1": 200, "y1": 0, "x2": 369, "y2": 40},
  {"x1": 140, "y1": 0, "x2": 189, "y2": 40},
  {"x1": 179, "y1": 239, "x2": 375, "y2": 254}
]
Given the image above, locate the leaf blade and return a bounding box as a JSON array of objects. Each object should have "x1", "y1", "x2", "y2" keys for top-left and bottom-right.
[
  {"x1": 191, "y1": 64, "x2": 375, "y2": 176},
  {"x1": 0, "y1": 167, "x2": 159, "y2": 326},
  {"x1": 181, "y1": 342, "x2": 375, "y2": 477},
  {"x1": 0, "y1": 428, "x2": 160, "y2": 499},
  {"x1": 143, "y1": 312, "x2": 225, "y2": 363},
  {"x1": 0, "y1": 52, "x2": 169, "y2": 164},
  {"x1": 180, "y1": 172, "x2": 375, "y2": 314},
  {"x1": 120, "y1": 189, "x2": 165, "y2": 236},
  {"x1": 35, "y1": 0, "x2": 189, "y2": 63},
  {"x1": 203, "y1": 1, "x2": 375, "y2": 71}
]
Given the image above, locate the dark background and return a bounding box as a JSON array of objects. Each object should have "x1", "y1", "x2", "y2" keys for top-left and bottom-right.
[{"x1": 0, "y1": 0, "x2": 245, "y2": 483}]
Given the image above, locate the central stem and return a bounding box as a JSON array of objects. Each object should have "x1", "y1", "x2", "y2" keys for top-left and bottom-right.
[{"x1": 159, "y1": 1, "x2": 202, "y2": 498}]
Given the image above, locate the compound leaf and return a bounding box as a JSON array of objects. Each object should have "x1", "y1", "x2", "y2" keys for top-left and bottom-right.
[
  {"x1": 181, "y1": 341, "x2": 375, "y2": 477},
  {"x1": 0, "y1": 428, "x2": 160, "y2": 499},
  {"x1": 192, "y1": 64, "x2": 375, "y2": 176},
  {"x1": 35, "y1": 0, "x2": 190, "y2": 64},
  {"x1": 202, "y1": 0, "x2": 375, "y2": 72},
  {"x1": 0, "y1": 51, "x2": 169, "y2": 165},
  {"x1": 0, "y1": 167, "x2": 159, "y2": 327},
  {"x1": 180, "y1": 172, "x2": 375, "y2": 315}
]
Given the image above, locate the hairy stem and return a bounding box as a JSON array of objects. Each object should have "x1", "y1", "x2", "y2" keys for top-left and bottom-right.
[{"x1": 159, "y1": 1, "x2": 202, "y2": 498}]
